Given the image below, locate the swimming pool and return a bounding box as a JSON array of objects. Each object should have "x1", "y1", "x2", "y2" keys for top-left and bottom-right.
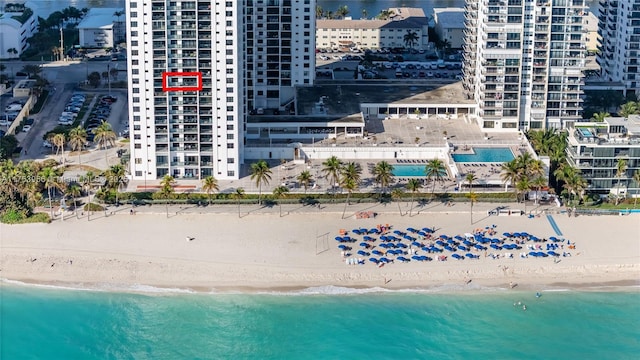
[
  {"x1": 392, "y1": 165, "x2": 447, "y2": 177},
  {"x1": 452, "y1": 147, "x2": 515, "y2": 163}
]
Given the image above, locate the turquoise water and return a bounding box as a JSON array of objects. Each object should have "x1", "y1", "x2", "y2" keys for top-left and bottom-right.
[
  {"x1": 1, "y1": 284, "x2": 639, "y2": 359},
  {"x1": 392, "y1": 165, "x2": 447, "y2": 177},
  {"x1": 452, "y1": 148, "x2": 515, "y2": 163}
]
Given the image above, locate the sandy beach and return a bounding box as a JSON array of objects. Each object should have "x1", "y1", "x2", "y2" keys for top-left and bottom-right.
[{"x1": 1, "y1": 203, "x2": 639, "y2": 292}]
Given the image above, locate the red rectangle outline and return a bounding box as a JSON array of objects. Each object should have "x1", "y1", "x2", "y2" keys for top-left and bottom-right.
[{"x1": 162, "y1": 72, "x2": 203, "y2": 92}]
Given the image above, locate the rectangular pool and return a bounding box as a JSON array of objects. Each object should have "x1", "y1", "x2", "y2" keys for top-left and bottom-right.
[
  {"x1": 392, "y1": 165, "x2": 447, "y2": 177},
  {"x1": 452, "y1": 147, "x2": 514, "y2": 163}
]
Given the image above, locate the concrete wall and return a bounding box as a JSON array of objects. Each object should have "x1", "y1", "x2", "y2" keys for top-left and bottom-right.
[{"x1": 6, "y1": 94, "x2": 35, "y2": 135}]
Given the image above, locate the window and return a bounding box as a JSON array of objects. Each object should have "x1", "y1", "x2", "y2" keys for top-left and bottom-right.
[
  {"x1": 135, "y1": 171, "x2": 142, "y2": 177},
  {"x1": 226, "y1": 106, "x2": 234, "y2": 111},
  {"x1": 134, "y1": 143, "x2": 142, "y2": 149},
  {"x1": 227, "y1": 143, "x2": 234, "y2": 149},
  {"x1": 227, "y1": 158, "x2": 234, "y2": 164},
  {"x1": 135, "y1": 158, "x2": 142, "y2": 164},
  {"x1": 227, "y1": 134, "x2": 234, "y2": 140}
]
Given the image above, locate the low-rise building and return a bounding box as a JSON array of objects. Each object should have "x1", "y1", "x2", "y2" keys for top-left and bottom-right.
[
  {"x1": 566, "y1": 116, "x2": 640, "y2": 197},
  {"x1": 0, "y1": 3, "x2": 37, "y2": 58},
  {"x1": 433, "y1": 7, "x2": 465, "y2": 49},
  {"x1": 12, "y1": 79, "x2": 36, "y2": 98},
  {"x1": 77, "y1": 8, "x2": 125, "y2": 48},
  {"x1": 316, "y1": 7, "x2": 429, "y2": 50}
]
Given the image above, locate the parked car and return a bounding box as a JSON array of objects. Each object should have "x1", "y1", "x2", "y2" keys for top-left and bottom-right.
[
  {"x1": 43, "y1": 140, "x2": 52, "y2": 148},
  {"x1": 22, "y1": 125, "x2": 32, "y2": 132}
]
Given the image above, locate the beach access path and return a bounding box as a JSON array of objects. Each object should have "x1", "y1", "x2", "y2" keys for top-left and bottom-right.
[{"x1": 1, "y1": 201, "x2": 639, "y2": 292}]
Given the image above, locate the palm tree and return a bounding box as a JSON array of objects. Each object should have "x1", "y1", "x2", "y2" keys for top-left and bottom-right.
[
  {"x1": 67, "y1": 183, "x2": 81, "y2": 218},
  {"x1": 51, "y1": 133, "x2": 66, "y2": 163},
  {"x1": 403, "y1": 30, "x2": 419, "y2": 49},
  {"x1": 104, "y1": 164, "x2": 126, "y2": 205},
  {"x1": 322, "y1": 156, "x2": 342, "y2": 195},
  {"x1": 232, "y1": 187, "x2": 245, "y2": 218},
  {"x1": 38, "y1": 167, "x2": 63, "y2": 220},
  {"x1": 501, "y1": 160, "x2": 520, "y2": 197},
  {"x1": 467, "y1": 191, "x2": 478, "y2": 224},
  {"x1": 341, "y1": 162, "x2": 362, "y2": 184},
  {"x1": 591, "y1": 111, "x2": 610, "y2": 122},
  {"x1": 632, "y1": 170, "x2": 640, "y2": 206},
  {"x1": 272, "y1": 185, "x2": 290, "y2": 217},
  {"x1": 80, "y1": 171, "x2": 95, "y2": 219},
  {"x1": 361, "y1": 9, "x2": 368, "y2": 19},
  {"x1": 335, "y1": 5, "x2": 349, "y2": 19},
  {"x1": 391, "y1": 188, "x2": 405, "y2": 216},
  {"x1": 373, "y1": 161, "x2": 394, "y2": 194},
  {"x1": 531, "y1": 176, "x2": 547, "y2": 205},
  {"x1": 465, "y1": 173, "x2": 477, "y2": 192},
  {"x1": 201, "y1": 175, "x2": 219, "y2": 204},
  {"x1": 406, "y1": 178, "x2": 422, "y2": 217},
  {"x1": 516, "y1": 177, "x2": 532, "y2": 212},
  {"x1": 424, "y1": 159, "x2": 446, "y2": 200},
  {"x1": 250, "y1": 160, "x2": 272, "y2": 205},
  {"x1": 315, "y1": 5, "x2": 324, "y2": 19},
  {"x1": 68, "y1": 126, "x2": 87, "y2": 165},
  {"x1": 615, "y1": 159, "x2": 628, "y2": 205},
  {"x1": 340, "y1": 177, "x2": 358, "y2": 219},
  {"x1": 376, "y1": 9, "x2": 393, "y2": 20},
  {"x1": 92, "y1": 121, "x2": 116, "y2": 164},
  {"x1": 297, "y1": 170, "x2": 313, "y2": 194},
  {"x1": 618, "y1": 101, "x2": 639, "y2": 118},
  {"x1": 159, "y1": 175, "x2": 176, "y2": 218}
]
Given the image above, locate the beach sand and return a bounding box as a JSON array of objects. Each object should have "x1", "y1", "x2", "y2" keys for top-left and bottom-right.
[{"x1": 1, "y1": 204, "x2": 639, "y2": 293}]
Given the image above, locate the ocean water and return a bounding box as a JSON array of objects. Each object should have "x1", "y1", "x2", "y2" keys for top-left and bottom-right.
[{"x1": 1, "y1": 284, "x2": 639, "y2": 359}]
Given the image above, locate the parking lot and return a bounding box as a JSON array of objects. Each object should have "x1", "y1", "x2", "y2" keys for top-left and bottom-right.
[{"x1": 315, "y1": 49, "x2": 462, "y2": 83}]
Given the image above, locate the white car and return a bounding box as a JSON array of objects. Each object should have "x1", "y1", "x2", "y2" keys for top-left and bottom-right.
[
  {"x1": 319, "y1": 55, "x2": 329, "y2": 61},
  {"x1": 0, "y1": 119, "x2": 11, "y2": 126},
  {"x1": 43, "y1": 140, "x2": 52, "y2": 148},
  {"x1": 22, "y1": 125, "x2": 32, "y2": 132}
]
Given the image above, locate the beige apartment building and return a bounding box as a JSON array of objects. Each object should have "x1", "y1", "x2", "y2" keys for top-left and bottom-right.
[{"x1": 316, "y1": 8, "x2": 429, "y2": 50}]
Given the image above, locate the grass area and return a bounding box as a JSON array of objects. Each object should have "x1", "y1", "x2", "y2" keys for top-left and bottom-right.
[
  {"x1": 30, "y1": 90, "x2": 49, "y2": 114},
  {"x1": 84, "y1": 203, "x2": 104, "y2": 211},
  {"x1": 0, "y1": 211, "x2": 51, "y2": 224}
]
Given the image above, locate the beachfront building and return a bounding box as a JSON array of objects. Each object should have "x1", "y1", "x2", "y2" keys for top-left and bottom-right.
[
  {"x1": 462, "y1": 0, "x2": 587, "y2": 131},
  {"x1": 316, "y1": 8, "x2": 429, "y2": 51},
  {"x1": 433, "y1": 7, "x2": 466, "y2": 49},
  {"x1": 565, "y1": 115, "x2": 640, "y2": 197},
  {"x1": 0, "y1": 3, "x2": 37, "y2": 58},
  {"x1": 126, "y1": 0, "x2": 316, "y2": 182},
  {"x1": 596, "y1": 0, "x2": 640, "y2": 97},
  {"x1": 245, "y1": 0, "x2": 316, "y2": 113},
  {"x1": 77, "y1": 8, "x2": 126, "y2": 48}
]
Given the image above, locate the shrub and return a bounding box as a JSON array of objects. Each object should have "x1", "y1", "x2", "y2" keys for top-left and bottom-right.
[
  {"x1": 1, "y1": 211, "x2": 50, "y2": 224},
  {"x1": 84, "y1": 203, "x2": 104, "y2": 211}
]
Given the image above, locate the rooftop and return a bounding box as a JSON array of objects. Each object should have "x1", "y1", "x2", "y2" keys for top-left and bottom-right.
[
  {"x1": 317, "y1": 7, "x2": 428, "y2": 30},
  {"x1": 248, "y1": 114, "x2": 363, "y2": 124},
  {"x1": 433, "y1": 7, "x2": 466, "y2": 29},
  {"x1": 78, "y1": 8, "x2": 123, "y2": 29},
  {"x1": 296, "y1": 82, "x2": 472, "y2": 115}
]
